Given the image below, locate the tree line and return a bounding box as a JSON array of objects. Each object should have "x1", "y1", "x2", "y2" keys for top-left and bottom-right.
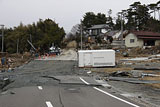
[
  {"x1": 80, "y1": 1, "x2": 160, "y2": 32},
  {"x1": 0, "y1": 19, "x2": 65, "y2": 54}
]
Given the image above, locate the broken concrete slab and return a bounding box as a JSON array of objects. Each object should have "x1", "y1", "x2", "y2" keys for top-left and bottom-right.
[
  {"x1": 41, "y1": 75, "x2": 60, "y2": 82},
  {"x1": 134, "y1": 67, "x2": 160, "y2": 70},
  {"x1": 108, "y1": 77, "x2": 160, "y2": 84},
  {"x1": 42, "y1": 75, "x2": 101, "y2": 86},
  {"x1": 0, "y1": 78, "x2": 12, "y2": 89}
]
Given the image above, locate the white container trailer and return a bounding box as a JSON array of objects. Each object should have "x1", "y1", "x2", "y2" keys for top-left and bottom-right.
[{"x1": 78, "y1": 50, "x2": 115, "y2": 67}]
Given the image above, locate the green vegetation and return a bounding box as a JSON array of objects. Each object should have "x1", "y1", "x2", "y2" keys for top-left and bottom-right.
[
  {"x1": 1, "y1": 19, "x2": 65, "y2": 53},
  {"x1": 82, "y1": 12, "x2": 107, "y2": 29},
  {"x1": 81, "y1": 1, "x2": 160, "y2": 32}
]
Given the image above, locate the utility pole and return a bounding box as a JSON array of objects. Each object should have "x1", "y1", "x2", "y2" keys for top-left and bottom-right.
[
  {"x1": 17, "y1": 39, "x2": 19, "y2": 54},
  {"x1": 120, "y1": 12, "x2": 124, "y2": 48},
  {"x1": 30, "y1": 34, "x2": 32, "y2": 43},
  {"x1": 0, "y1": 25, "x2": 4, "y2": 52},
  {"x1": 30, "y1": 34, "x2": 33, "y2": 52},
  {"x1": 80, "y1": 20, "x2": 83, "y2": 50}
]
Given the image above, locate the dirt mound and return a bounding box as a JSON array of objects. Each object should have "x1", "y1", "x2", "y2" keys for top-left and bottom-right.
[{"x1": 66, "y1": 41, "x2": 77, "y2": 48}]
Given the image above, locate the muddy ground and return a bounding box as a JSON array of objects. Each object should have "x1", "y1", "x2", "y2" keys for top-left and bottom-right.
[{"x1": 0, "y1": 49, "x2": 160, "y2": 107}]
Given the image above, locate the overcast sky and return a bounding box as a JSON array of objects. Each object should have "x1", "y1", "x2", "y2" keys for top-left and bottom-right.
[{"x1": 0, "y1": 0, "x2": 158, "y2": 32}]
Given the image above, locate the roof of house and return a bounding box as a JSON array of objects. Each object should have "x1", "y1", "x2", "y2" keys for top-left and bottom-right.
[
  {"x1": 88, "y1": 24, "x2": 108, "y2": 30},
  {"x1": 130, "y1": 31, "x2": 160, "y2": 39},
  {"x1": 105, "y1": 31, "x2": 118, "y2": 36}
]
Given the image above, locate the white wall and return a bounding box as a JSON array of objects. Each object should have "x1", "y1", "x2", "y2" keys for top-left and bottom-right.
[
  {"x1": 125, "y1": 33, "x2": 143, "y2": 48},
  {"x1": 78, "y1": 50, "x2": 115, "y2": 67},
  {"x1": 155, "y1": 40, "x2": 160, "y2": 46}
]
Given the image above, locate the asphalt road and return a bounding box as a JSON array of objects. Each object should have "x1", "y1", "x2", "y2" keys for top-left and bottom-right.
[{"x1": 0, "y1": 60, "x2": 144, "y2": 107}]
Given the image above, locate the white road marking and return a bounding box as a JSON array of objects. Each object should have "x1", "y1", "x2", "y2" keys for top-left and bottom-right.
[
  {"x1": 94, "y1": 87, "x2": 140, "y2": 107},
  {"x1": 79, "y1": 77, "x2": 90, "y2": 85},
  {"x1": 46, "y1": 101, "x2": 53, "y2": 107},
  {"x1": 38, "y1": 86, "x2": 43, "y2": 90},
  {"x1": 79, "y1": 77, "x2": 140, "y2": 107}
]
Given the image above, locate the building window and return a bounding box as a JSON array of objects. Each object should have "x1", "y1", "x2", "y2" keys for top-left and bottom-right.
[
  {"x1": 92, "y1": 29, "x2": 97, "y2": 36},
  {"x1": 130, "y1": 39, "x2": 135, "y2": 43}
]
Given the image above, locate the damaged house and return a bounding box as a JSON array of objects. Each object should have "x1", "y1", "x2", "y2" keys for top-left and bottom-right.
[
  {"x1": 88, "y1": 24, "x2": 109, "y2": 36},
  {"x1": 125, "y1": 31, "x2": 160, "y2": 48},
  {"x1": 87, "y1": 24, "x2": 109, "y2": 44}
]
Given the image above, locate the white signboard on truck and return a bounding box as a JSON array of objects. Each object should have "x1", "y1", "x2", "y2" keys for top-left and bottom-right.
[{"x1": 78, "y1": 50, "x2": 115, "y2": 67}]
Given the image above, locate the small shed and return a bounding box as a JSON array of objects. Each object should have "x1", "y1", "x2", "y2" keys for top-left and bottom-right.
[{"x1": 78, "y1": 50, "x2": 115, "y2": 67}]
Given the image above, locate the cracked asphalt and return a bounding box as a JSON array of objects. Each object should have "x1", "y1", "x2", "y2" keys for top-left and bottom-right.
[{"x1": 0, "y1": 60, "x2": 144, "y2": 107}]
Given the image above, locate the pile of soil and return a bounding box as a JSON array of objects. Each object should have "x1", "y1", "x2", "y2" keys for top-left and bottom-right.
[{"x1": 66, "y1": 41, "x2": 77, "y2": 49}]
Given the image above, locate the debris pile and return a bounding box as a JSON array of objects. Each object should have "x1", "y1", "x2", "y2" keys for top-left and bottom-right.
[
  {"x1": 126, "y1": 46, "x2": 160, "y2": 56},
  {"x1": 0, "y1": 78, "x2": 11, "y2": 90},
  {"x1": 105, "y1": 71, "x2": 160, "y2": 85},
  {"x1": 0, "y1": 53, "x2": 31, "y2": 72}
]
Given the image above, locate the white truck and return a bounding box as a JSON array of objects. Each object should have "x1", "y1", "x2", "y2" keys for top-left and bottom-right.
[{"x1": 78, "y1": 50, "x2": 115, "y2": 67}]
